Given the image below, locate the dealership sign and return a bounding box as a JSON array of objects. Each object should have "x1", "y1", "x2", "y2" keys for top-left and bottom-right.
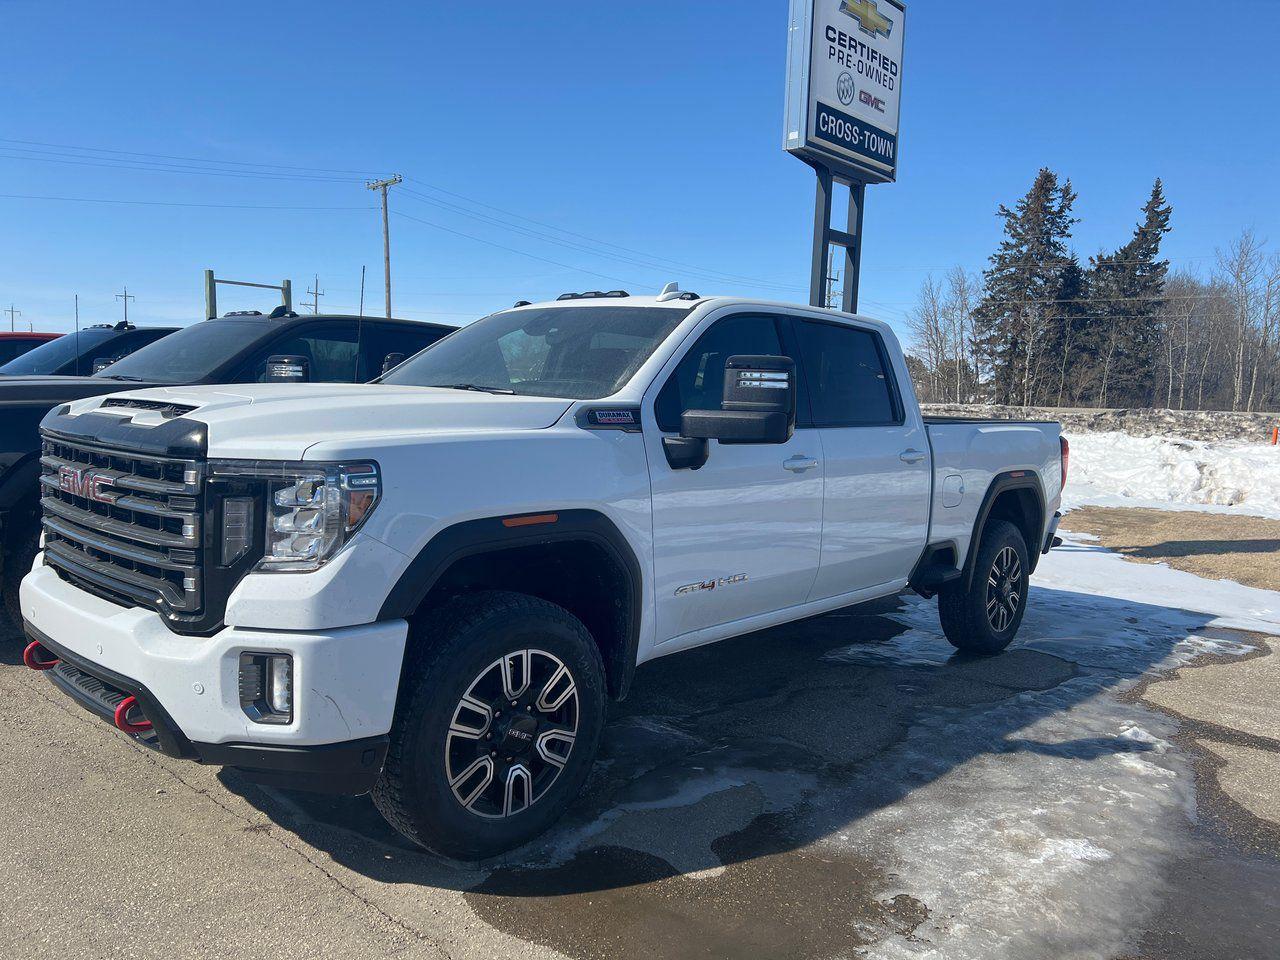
[{"x1": 784, "y1": 0, "x2": 906, "y2": 183}]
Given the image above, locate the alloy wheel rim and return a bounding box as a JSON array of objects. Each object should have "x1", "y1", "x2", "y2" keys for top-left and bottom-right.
[
  {"x1": 444, "y1": 649, "x2": 579, "y2": 819},
  {"x1": 985, "y1": 545, "x2": 1023, "y2": 632}
]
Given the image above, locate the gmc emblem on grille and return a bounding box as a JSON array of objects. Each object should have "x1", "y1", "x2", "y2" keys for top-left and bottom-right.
[{"x1": 58, "y1": 466, "x2": 116, "y2": 504}]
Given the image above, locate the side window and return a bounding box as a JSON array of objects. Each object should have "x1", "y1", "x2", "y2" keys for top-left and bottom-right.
[
  {"x1": 357, "y1": 324, "x2": 451, "y2": 381},
  {"x1": 654, "y1": 314, "x2": 785, "y2": 432},
  {"x1": 244, "y1": 323, "x2": 359, "y2": 383},
  {"x1": 91, "y1": 330, "x2": 169, "y2": 368},
  {"x1": 796, "y1": 320, "x2": 899, "y2": 426},
  {"x1": 0, "y1": 342, "x2": 25, "y2": 364}
]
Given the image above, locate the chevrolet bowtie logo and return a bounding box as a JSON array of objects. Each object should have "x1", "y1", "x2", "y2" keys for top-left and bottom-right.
[{"x1": 840, "y1": 0, "x2": 893, "y2": 39}]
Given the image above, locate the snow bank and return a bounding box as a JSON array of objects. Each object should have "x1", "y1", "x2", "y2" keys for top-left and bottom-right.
[{"x1": 1063, "y1": 431, "x2": 1280, "y2": 519}]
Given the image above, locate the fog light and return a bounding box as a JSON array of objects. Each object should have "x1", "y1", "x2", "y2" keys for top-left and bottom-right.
[
  {"x1": 267, "y1": 656, "x2": 293, "y2": 716},
  {"x1": 239, "y1": 652, "x2": 293, "y2": 724}
]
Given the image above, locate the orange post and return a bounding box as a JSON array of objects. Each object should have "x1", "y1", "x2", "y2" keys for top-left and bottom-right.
[{"x1": 1272, "y1": 425, "x2": 1279, "y2": 446}]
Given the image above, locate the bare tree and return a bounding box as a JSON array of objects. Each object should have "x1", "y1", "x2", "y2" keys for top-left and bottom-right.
[
  {"x1": 1216, "y1": 230, "x2": 1263, "y2": 411},
  {"x1": 907, "y1": 275, "x2": 947, "y2": 402}
]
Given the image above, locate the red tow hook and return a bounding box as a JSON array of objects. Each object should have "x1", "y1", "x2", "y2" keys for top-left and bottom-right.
[
  {"x1": 114, "y1": 696, "x2": 153, "y2": 734},
  {"x1": 22, "y1": 641, "x2": 59, "y2": 671}
]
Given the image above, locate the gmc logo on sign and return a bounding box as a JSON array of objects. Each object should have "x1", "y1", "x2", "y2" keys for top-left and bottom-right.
[
  {"x1": 859, "y1": 90, "x2": 887, "y2": 113},
  {"x1": 58, "y1": 466, "x2": 116, "y2": 504}
]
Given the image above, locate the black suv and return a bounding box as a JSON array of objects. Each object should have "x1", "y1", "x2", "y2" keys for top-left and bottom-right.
[{"x1": 0, "y1": 310, "x2": 455, "y2": 619}]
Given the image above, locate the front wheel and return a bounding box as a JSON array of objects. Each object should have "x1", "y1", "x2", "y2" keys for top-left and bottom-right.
[
  {"x1": 373, "y1": 590, "x2": 606, "y2": 859},
  {"x1": 938, "y1": 519, "x2": 1029, "y2": 655}
]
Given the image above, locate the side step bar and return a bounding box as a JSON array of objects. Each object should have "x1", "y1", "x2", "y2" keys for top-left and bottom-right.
[{"x1": 909, "y1": 562, "x2": 961, "y2": 599}]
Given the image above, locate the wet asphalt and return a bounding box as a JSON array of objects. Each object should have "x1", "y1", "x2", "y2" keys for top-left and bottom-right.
[{"x1": 2, "y1": 586, "x2": 1278, "y2": 960}]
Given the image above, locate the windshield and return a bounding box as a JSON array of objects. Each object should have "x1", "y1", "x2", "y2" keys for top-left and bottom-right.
[
  {"x1": 381, "y1": 305, "x2": 692, "y2": 399},
  {"x1": 94, "y1": 318, "x2": 274, "y2": 382},
  {"x1": 0, "y1": 327, "x2": 117, "y2": 376}
]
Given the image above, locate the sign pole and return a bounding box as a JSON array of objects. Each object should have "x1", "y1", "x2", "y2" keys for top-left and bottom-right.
[
  {"x1": 809, "y1": 164, "x2": 834, "y2": 308},
  {"x1": 841, "y1": 182, "x2": 865, "y2": 313},
  {"x1": 785, "y1": 0, "x2": 904, "y2": 315}
]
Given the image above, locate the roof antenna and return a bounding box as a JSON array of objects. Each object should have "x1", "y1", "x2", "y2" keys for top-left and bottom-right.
[{"x1": 657, "y1": 282, "x2": 682, "y2": 302}]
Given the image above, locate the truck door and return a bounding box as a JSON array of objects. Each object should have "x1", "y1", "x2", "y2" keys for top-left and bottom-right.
[
  {"x1": 644, "y1": 312, "x2": 823, "y2": 646},
  {"x1": 793, "y1": 317, "x2": 930, "y2": 599}
]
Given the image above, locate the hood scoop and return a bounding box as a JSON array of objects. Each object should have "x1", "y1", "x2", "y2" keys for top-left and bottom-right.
[{"x1": 100, "y1": 397, "x2": 197, "y2": 420}]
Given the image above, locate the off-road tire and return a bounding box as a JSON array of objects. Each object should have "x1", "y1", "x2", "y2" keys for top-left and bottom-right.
[
  {"x1": 938, "y1": 519, "x2": 1029, "y2": 655},
  {"x1": 372, "y1": 590, "x2": 606, "y2": 860}
]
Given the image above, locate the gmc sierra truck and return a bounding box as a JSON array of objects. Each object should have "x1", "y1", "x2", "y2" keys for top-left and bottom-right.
[
  {"x1": 0, "y1": 310, "x2": 454, "y2": 621},
  {"x1": 19, "y1": 290, "x2": 1065, "y2": 859}
]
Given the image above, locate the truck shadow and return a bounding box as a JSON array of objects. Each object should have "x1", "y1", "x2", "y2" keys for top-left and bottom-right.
[{"x1": 220, "y1": 583, "x2": 1224, "y2": 953}]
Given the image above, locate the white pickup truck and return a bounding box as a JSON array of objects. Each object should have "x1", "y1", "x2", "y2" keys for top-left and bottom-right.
[{"x1": 20, "y1": 290, "x2": 1065, "y2": 858}]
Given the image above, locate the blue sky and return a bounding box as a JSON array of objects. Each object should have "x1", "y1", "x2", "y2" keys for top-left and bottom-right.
[{"x1": 3, "y1": 0, "x2": 1277, "y2": 339}]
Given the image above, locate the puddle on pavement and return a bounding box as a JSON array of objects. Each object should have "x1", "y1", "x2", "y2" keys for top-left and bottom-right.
[{"x1": 467, "y1": 813, "x2": 929, "y2": 960}]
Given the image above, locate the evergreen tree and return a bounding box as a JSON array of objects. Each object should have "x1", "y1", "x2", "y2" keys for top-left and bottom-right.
[
  {"x1": 972, "y1": 168, "x2": 1079, "y2": 405},
  {"x1": 1084, "y1": 179, "x2": 1172, "y2": 406}
]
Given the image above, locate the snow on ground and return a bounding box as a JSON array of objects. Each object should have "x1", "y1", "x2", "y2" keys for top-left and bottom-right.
[
  {"x1": 822, "y1": 533, "x2": 1280, "y2": 960},
  {"x1": 1062, "y1": 431, "x2": 1280, "y2": 519}
]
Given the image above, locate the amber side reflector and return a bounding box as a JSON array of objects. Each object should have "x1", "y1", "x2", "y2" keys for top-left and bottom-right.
[{"x1": 502, "y1": 513, "x2": 559, "y2": 528}]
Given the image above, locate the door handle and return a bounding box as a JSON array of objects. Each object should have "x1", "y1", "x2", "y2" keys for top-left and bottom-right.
[
  {"x1": 783, "y1": 455, "x2": 819, "y2": 472},
  {"x1": 899, "y1": 448, "x2": 926, "y2": 464}
]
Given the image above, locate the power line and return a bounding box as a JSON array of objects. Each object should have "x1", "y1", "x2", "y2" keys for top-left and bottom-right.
[
  {"x1": 398, "y1": 182, "x2": 806, "y2": 294},
  {"x1": 0, "y1": 149, "x2": 366, "y2": 183},
  {"x1": 0, "y1": 137, "x2": 385, "y2": 176},
  {"x1": 0, "y1": 192, "x2": 372, "y2": 210},
  {"x1": 392, "y1": 209, "x2": 638, "y2": 287}
]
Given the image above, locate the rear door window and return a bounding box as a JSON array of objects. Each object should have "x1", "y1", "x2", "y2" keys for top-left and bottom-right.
[
  {"x1": 795, "y1": 320, "x2": 900, "y2": 427},
  {"x1": 240, "y1": 322, "x2": 360, "y2": 383}
]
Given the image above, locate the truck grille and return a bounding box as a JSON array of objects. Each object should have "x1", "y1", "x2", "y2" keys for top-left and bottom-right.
[{"x1": 39, "y1": 435, "x2": 204, "y2": 617}]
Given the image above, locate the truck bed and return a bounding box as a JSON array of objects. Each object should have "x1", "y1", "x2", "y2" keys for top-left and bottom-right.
[{"x1": 923, "y1": 417, "x2": 1063, "y2": 566}]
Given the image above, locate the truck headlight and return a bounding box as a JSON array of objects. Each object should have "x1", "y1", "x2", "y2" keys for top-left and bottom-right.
[{"x1": 210, "y1": 460, "x2": 380, "y2": 573}]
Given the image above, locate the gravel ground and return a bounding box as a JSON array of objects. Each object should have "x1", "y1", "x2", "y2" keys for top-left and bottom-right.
[{"x1": 1063, "y1": 506, "x2": 1280, "y2": 591}]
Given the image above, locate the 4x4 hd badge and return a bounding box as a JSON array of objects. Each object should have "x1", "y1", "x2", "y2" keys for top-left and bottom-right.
[{"x1": 675, "y1": 573, "x2": 748, "y2": 597}]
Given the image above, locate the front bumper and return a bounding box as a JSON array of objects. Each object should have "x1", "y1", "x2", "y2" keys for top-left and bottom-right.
[{"x1": 20, "y1": 560, "x2": 408, "y2": 794}]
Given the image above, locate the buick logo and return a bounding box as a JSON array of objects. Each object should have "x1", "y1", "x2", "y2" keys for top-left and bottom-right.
[
  {"x1": 58, "y1": 466, "x2": 116, "y2": 504},
  {"x1": 837, "y1": 72, "x2": 855, "y2": 105}
]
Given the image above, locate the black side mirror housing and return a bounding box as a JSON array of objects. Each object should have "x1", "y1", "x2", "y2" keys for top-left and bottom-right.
[
  {"x1": 380, "y1": 352, "x2": 407, "y2": 376},
  {"x1": 264, "y1": 354, "x2": 310, "y2": 383},
  {"x1": 680, "y1": 355, "x2": 796, "y2": 445}
]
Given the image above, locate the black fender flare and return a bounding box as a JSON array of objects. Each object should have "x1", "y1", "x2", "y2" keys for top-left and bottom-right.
[
  {"x1": 961, "y1": 472, "x2": 1047, "y2": 590},
  {"x1": 378, "y1": 509, "x2": 644, "y2": 699}
]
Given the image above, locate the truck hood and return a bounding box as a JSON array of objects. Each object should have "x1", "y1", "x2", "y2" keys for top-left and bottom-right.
[{"x1": 68, "y1": 382, "x2": 575, "y2": 459}]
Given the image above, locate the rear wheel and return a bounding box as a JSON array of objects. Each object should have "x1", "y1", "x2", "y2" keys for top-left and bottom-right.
[
  {"x1": 938, "y1": 519, "x2": 1029, "y2": 654},
  {"x1": 373, "y1": 590, "x2": 606, "y2": 860}
]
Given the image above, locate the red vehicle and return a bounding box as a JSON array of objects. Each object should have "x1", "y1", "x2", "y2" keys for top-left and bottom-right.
[{"x1": 0, "y1": 332, "x2": 61, "y2": 366}]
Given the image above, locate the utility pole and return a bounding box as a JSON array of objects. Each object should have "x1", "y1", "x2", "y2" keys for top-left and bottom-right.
[
  {"x1": 823, "y1": 247, "x2": 842, "y2": 309},
  {"x1": 366, "y1": 175, "x2": 402, "y2": 319},
  {"x1": 306, "y1": 274, "x2": 325, "y2": 314},
  {"x1": 4, "y1": 304, "x2": 20, "y2": 333},
  {"x1": 115, "y1": 286, "x2": 135, "y2": 324}
]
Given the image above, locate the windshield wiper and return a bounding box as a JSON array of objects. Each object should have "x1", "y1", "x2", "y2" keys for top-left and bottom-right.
[
  {"x1": 101, "y1": 374, "x2": 146, "y2": 381},
  {"x1": 428, "y1": 383, "x2": 517, "y2": 395}
]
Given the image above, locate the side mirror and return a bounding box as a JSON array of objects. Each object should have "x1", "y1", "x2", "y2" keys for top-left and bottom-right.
[
  {"x1": 380, "y1": 352, "x2": 407, "y2": 376},
  {"x1": 91, "y1": 356, "x2": 117, "y2": 374},
  {"x1": 681, "y1": 355, "x2": 796, "y2": 445},
  {"x1": 263, "y1": 354, "x2": 310, "y2": 383}
]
